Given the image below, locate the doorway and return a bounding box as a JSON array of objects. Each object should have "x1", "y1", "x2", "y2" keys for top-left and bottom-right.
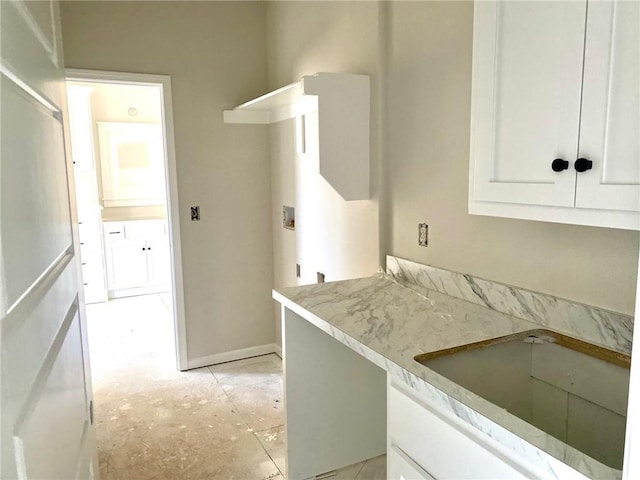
[{"x1": 65, "y1": 69, "x2": 187, "y2": 371}]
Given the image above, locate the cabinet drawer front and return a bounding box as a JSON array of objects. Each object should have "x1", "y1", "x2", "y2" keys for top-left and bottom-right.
[
  {"x1": 389, "y1": 445, "x2": 435, "y2": 480},
  {"x1": 103, "y1": 222, "x2": 125, "y2": 241},
  {"x1": 124, "y1": 220, "x2": 165, "y2": 240},
  {"x1": 388, "y1": 382, "x2": 538, "y2": 480}
]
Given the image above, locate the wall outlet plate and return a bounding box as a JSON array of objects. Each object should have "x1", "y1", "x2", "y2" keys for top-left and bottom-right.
[
  {"x1": 191, "y1": 206, "x2": 200, "y2": 221},
  {"x1": 418, "y1": 223, "x2": 428, "y2": 247}
]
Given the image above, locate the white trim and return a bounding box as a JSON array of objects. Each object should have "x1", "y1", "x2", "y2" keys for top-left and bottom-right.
[
  {"x1": 623, "y1": 244, "x2": 640, "y2": 479},
  {"x1": 64, "y1": 68, "x2": 189, "y2": 371},
  {"x1": 185, "y1": 343, "x2": 280, "y2": 370},
  {"x1": 470, "y1": 198, "x2": 640, "y2": 231},
  {"x1": 273, "y1": 344, "x2": 282, "y2": 359}
]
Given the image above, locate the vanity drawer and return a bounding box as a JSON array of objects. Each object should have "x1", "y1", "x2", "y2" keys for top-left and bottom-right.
[
  {"x1": 388, "y1": 382, "x2": 540, "y2": 480},
  {"x1": 103, "y1": 222, "x2": 125, "y2": 240},
  {"x1": 124, "y1": 220, "x2": 165, "y2": 239}
]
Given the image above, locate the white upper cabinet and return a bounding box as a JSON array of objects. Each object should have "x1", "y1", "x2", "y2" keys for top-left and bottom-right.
[
  {"x1": 577, "y1": 0, "x2": 640, "y2": 212},
  {"x1": 469, "y1": 0, "x2": 639, "y2": 230}
]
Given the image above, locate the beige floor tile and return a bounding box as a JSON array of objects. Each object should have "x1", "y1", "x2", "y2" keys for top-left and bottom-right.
[
  {"x1": 88, "y1": 294, "x2": 281, "y2": 480},
  {"x1": 223, "y1": 379, "x2": 285, "y2": 431},
  {"x1": 209, "y1": 353, "x2": 283, "y2": 387},
  {"x1": 255, "y1": 425, "x2": 287, "y2": 475}
]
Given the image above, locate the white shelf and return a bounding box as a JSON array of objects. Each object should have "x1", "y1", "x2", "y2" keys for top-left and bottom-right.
[
  {"x1": 223, "y1": 72, "x2": 370, "y2": 201},
  {"x1": 223, "y1": 81, "x2": 315, "y2": 124}
]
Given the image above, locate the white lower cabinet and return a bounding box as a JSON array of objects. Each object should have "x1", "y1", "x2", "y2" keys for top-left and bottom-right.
[
  {"x1": 388, "y1": 381, "x2": 541, "y2": 480},
  {"x1": 389, "y1": 445, "x2": 435, "y2": 480},
  {"x1": 106, "y1": 239, "x2": 149, "y2": 290},
  {"x1": 104, "y1": 220, "x2": 170, "y2": 298}
]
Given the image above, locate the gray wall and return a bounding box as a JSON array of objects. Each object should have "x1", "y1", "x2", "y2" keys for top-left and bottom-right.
[
  {"x1": 385, "y1": 1, "x2": 638, "y2": 315},
  {"x1": 61, "y1": 1, "x2": 275, "y2": 362},
  {"x1": 267, "y1": 0, "x2": 639, "y2": 315},
  {"x1": 61, "y1": 0, "x2": 638, "y2": 366},
  {"x1": 266, "y1": 1, "x2": 385, "y2": 345}
]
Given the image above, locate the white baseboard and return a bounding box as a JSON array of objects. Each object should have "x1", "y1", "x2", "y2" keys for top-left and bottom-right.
[{"x1": 185, "y1": 343, "x2": 280, "y2": 370}]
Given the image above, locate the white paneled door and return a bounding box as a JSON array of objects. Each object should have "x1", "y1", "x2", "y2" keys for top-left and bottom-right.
[{"x1": 1, "y1": 1, "x2": 98, "y2": 479}]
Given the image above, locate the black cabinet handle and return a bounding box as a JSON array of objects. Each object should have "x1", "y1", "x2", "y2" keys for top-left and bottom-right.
[
  {"x1": 575, "y1": 158, "x2": 593, "y2": 172},
  {"x1": 148, "y1": 247, "x2": 152, "y2": 251},
  {"x1": 109, "y1": 231, "x2": 121, "y2": 234},
  {"x1": 551, "y1": 159, "x2": 569, "y2": 172},
  {"x1": 142, "y1": 247, "x2": 146, "y2": 251}
]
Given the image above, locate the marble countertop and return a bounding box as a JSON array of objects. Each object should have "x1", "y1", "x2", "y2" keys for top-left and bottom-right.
[{"x1": 273, "y1": 274, "x2": 621, "y2": 480}]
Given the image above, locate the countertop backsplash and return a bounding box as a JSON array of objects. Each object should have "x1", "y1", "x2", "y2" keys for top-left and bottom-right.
[{"x1": 386, "y1": 255, "x2": 634, "y2": 356}]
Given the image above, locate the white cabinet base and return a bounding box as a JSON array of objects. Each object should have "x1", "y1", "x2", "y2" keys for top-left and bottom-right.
[
  {"x1": 388, "y1": 445, "x2": 435, "y2": 480},
  {"x1": 104, "y1": 220, "x2": 171, "y2": 298},
  {"x1": 388, "y1": 380, "x2": 545, "y2": 480},
  {"x1": 283, "y1": 306, "x2": 386, "y2": 479}
]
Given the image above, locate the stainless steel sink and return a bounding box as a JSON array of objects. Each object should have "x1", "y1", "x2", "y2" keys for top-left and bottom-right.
[{"x1": 415, "y1": 329, "x2": 631, "y2": 470}]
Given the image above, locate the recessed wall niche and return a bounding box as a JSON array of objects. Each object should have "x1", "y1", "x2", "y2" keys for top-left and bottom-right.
[{"x1": 283, "y1": 206, "x2": 295, "y2": 230}]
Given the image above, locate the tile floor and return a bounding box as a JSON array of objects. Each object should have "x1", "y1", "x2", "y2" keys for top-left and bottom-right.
[{"x1": 86, "y1": 294, "x2": 385, "y2": 479}]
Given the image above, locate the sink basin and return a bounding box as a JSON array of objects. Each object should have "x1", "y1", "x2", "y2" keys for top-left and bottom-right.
[{"x1": 415, "y1": 329, "x2": 631, "y2": 470}]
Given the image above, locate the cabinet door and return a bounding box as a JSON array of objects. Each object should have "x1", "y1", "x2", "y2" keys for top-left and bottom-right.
[
  {"x1": 388, "y1": 382, "x2": 540, "y2": 479},
  {"x1": 105, "y1": 239, "x2": 149, "y2": 290},
  {"x1": 146, "y1": 238, "x2": 171, "y2": 287},
  {"x1": 470, "y1": 1, "x2": 586, "y2": 207},
  {"x1": 576, "y1": 0, "x2": 640, "y2": 213}
]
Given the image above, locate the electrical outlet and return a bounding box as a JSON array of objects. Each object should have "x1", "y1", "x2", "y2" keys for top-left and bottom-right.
[
  {"x1": 191, "y1": 206, "x2": 200, "y2": 221},
  {"x1": 418, "y1": 223, "x2": 428, "y2": 247}
]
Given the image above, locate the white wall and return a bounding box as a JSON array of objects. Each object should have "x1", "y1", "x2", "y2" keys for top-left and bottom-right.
[{"x1": 61, "y1": 1, "x2": 275, "y2": 363}]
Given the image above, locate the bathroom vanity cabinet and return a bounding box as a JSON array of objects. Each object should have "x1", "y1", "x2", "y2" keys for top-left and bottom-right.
[{"x1": 103, "y1": 220, "x2": 170, "y2": 298}]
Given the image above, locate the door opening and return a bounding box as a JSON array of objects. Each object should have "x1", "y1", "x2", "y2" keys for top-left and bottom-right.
[{"x1": 65, "y1": 70, "x2": 187, "y2": 371}]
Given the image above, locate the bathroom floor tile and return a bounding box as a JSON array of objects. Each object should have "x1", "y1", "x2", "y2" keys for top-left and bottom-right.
[
  {"x1": 222, "y1": 379, "x2": 285, "y2": 431},
  {"x1": 209, "y1": 353, "x2": 283, "y2": 388},
  {"x1": 255, "y1": 425, "x2": 287, "y2": 475}
]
